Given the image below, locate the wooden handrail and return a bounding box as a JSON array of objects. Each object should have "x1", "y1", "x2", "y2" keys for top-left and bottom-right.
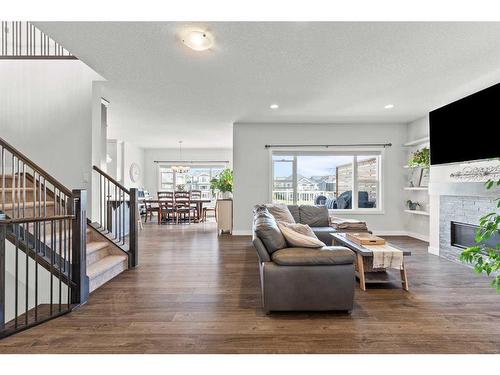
[
  {"x1": 92, "y1": 166, "x2": 130, "y2": 194},
  {"x1": 0, "y1": 215, "x2": 74, "y2": 225},
  {"x1": 0, "y1": 136, "x2": 72, "y2": 197}
]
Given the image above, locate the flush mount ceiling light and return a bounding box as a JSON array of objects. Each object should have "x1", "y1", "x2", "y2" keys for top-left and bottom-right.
[
  {"x1": 179, "y1": 27, "x2": 215, "y2": 51},
  {"x1": 270, "y1": 104, "x2": 279, "y2": 109},
  {"x1": 384, "y1": 104, "x2": 395, "y2": 109}
]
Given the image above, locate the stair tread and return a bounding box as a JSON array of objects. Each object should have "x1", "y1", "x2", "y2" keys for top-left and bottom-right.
[
  {"x1": 86, "y1": 241, "x2": 109, "y2": 254},
  {"x1": 87, "y1": 255, "x2": 127, "y2": 279}
]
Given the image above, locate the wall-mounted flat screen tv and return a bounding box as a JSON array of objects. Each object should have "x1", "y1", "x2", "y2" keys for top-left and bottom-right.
[{"x1": 429, "y1": 83, "x2": 500, "y2": 165}]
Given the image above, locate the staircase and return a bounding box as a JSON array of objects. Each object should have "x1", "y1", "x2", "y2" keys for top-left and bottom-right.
[
  {"x1": 86, "y1": 228, "x2": 128, "y2": 292},
  {"x1": 0, "y1": 136, "x2": 139, "y2": 338}
]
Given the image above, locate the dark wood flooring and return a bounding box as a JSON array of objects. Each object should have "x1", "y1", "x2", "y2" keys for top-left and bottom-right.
[{"x1": 0, "y1": 221, "x2": 499, "y2": 353}]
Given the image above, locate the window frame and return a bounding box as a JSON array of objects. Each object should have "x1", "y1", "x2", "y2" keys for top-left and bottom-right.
[
  {"x1": 157, "y1": 163, "x2": 227, "y2": 197},
  {"x1": 269, "y1": 147, "x2": 384, "y2": 214}
]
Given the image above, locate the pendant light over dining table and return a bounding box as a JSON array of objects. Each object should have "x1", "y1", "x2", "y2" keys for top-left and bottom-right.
[{"x1": 171, "y1": 141, "x2": 190, "y2": 173}]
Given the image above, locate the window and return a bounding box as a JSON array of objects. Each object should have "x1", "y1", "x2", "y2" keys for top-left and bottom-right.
[
  {"x1": 271, "y1": 151, "x2": 381, "y2": 211},
  {"x1": 158, "y1": 165, "x2": 226, "y2": 202}
]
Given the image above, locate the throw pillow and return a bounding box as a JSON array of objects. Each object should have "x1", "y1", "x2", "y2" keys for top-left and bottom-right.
[
  {"x1": 277, "y1": 221, "x2": 326, "y2": 248},
  {"x1": 299, "y1": 205, "x2": 329, "y2": 227},
  {"x1": 265, "y1": 204, "x2": 296, "y2": 223},
  {"x1": 253, "y1": 206, "x2": 287, "y2": 253}
]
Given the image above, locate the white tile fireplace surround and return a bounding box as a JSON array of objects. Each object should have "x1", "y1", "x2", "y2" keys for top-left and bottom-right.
[{"x1": 439, "y1": 195, "x2": 496, "y2": 265}]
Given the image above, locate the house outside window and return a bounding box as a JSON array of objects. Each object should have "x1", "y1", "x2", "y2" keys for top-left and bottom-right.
[
  {"x1": 271, "y1": 151, "x2": 382, "y2": 211},
  {"x1": 158, "y1": 165, "x2": 226, "y2": 202}
]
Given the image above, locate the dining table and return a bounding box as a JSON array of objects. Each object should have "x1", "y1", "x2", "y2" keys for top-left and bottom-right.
[{"x1": 143, "y1": 198, "x2": 212, "y2": 224}]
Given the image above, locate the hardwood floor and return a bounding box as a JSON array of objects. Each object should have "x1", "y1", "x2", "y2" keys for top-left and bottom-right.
[{"x1": 0, "y1": 220, "x2": 499, "y2": 353}]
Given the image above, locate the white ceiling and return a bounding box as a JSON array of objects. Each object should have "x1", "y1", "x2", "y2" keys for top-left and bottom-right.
[{"x1": 36, "y1": 22, "x2": 500, "y2": 149}]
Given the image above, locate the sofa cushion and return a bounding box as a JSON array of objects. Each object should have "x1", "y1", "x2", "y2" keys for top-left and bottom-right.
[
  {"x1": 299, "y1": 205, "x2": 329, "y2": 227},
  {"x1": 310, "y1": 226, "x2": 336, "y2": 245},
  {"x1": 277, "y1": 222, "x2": 325, "y2": 248},
  {"x1": 287, "y1": 205, "x2": 300, "y2": 223},
  {"x1": 271, "y1": 246, "x2": 355, "y2": 266},
  {"x1": 253, "y1": 206, "x2": 287, "y2": 253},
  {"x1": 265, "y1": 204, "x2": 296, "y2": 223}
]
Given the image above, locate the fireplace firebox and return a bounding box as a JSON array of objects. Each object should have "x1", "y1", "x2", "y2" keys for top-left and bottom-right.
[{"x1": 451, "y1": 221, "x2": 499, "y2": 249}]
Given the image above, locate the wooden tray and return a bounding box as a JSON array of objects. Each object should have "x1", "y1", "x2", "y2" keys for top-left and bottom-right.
[{"x1": 347, "y1": 232, "x2": 385, "y2": 245}]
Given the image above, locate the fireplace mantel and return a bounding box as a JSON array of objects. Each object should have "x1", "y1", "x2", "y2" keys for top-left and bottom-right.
[{"x1": 429, "y1": 182, "x2": 498, "y2": 197}]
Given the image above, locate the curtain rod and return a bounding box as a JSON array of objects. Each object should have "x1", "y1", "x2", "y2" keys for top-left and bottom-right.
[
  {"x1": 154, "y1": 160, "x2": 230, "y2": 164},
  {"x1": 264, "y1": 143, "x2": 392, "y2": 149}
]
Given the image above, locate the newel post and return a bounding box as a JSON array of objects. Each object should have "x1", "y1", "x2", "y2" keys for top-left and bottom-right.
[
  {"x1": 0, "y1": 224, "x2": 5, "y2": 330},
  {"x1": 71, "y1": 189, "x2": 89, "y2": 305},
  {"x1": 129, "y1": 188, "x2": 139, "y2": 268}
]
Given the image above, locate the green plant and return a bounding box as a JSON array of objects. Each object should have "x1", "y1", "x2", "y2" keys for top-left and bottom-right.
[
  {"x1": 406, "y1": 200, "x2": 421, "y2": 210},
  {"x1": 210, "y1": 168, "x2": 233, "y2": 194},
  {"x1": 408, "y1": 147, "x2": 430, "y2": 168},
  {"x1": 459, "y1": 177, "x2": 500, "y2": 291}
]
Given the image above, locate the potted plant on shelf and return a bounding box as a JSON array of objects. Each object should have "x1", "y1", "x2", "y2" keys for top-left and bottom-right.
[
  {"x1": 406, "y1": 200, "x2": 421, "y2": 211},
  {"x1": 408, "y1": 147, "x2": 430, "y2": 168},
  {"x1": 210, "y1": 168, "x2": 233, "y2": 199}
]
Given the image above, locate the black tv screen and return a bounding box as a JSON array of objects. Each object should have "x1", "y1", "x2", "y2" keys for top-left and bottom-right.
[{"x1": 429, "y1": 83, "x2": 500, "y2": 165}]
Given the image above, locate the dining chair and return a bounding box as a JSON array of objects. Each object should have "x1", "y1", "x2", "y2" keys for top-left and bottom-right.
[
  {"x1": 174, "y1": 191, "x2": 195, "y2": 224},
  {"x1": 203, "y1": 202, "x2": 216, "y2": 222},
  {"x1": 190, "y1": 190, "x2": 202, "y2": 219},
  {"x1": 143, "y1": 190, "x2": 158, "y2": 223},
  {"x1": 158, "y1": 191, "x2": 175, "y2": 224}
]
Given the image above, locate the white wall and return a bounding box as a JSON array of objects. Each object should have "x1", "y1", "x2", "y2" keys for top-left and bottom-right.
[
  {"x1": 0, "y1": 60, "x2": 103, "y2": 196},
  {"x1": 233, "y1": 122, "x2": 408, "y2": 235},
  {"x1": 143, "y1": 148, "x2": 232, "y2": 196},
  {"x1": 404, "y1": 116, "x2": 430, "y2": 242},
  {"x1": 4, "y1": 240, "x2": 68, "y2": 323},
  {"x1": 122, "y1": 142, "x2": 145, "y2": 188}
]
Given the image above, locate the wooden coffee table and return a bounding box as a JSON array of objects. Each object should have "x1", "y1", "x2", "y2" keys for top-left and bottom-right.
[{"x1": 331, "y1": 233, "x2": 411, "y2": 291}]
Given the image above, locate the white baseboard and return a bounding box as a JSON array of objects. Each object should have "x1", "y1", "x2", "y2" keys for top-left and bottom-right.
[
  {"x1": 428, "y1": 246, "x2": 440, "y2": 256},
  {"x1": 373, "y1": 230, "x2": 408, "y2": 236},
  {"x1": 232, "y1": 230, "x2": 252, "y2": 236}
]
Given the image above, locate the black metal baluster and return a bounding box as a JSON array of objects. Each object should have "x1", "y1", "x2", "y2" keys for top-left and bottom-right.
[
  {"x1": 34, "y1": 221, "x2": 38, "y2": 322},
  {"x1": 107, "y1": 179, "x2": 110, "y2": 233},
  {"x1": 122, "y1": 190, "x2": 126, "y2": 245},
  {"x1": 43, "y1": 177, "x2": 47, "y2": 256},
  {"x1": 24, "y1": 221, "x2": 28, "y2": 326},
  {"x1": 59, "y1": 218, "x2": 62, "y2": 312},
  {"x1": 14, "y1": 223, "x2": 18, "y2": 329},
  {"x1": 114, "y1": 185, "x2": 118, "y2": 239},
  {"x1": 49, "y1": 220, "x2": 54, "y2": 316},
  {"x1": 1, "y1": 146, "x2": 4, "y2": 214},
  {"x1": 99, "y1": 174, "x2": 103, "y2": 228},
  {"x1": 67, "y1": 216, "x2": 71, "y2": 309}
]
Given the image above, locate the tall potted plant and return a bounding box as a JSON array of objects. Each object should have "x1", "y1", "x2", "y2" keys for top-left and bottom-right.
[
  {"x1": 459, "y1": 177, "x2": 500, "y2": 291},
  {"x1": 210, "y1": 168, "x2": 233, "y2": 199}
]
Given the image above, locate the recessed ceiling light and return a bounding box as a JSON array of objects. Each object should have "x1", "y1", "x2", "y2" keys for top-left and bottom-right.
[
  {"x1": 179, "y1": 27, "x2": 215, "y2": 51},
  {"x1": 270, "y1": 104, "x2": 279, "y2": 109},
  {"x1": 384, "y1": 104, "x2": 394, "y2": 109}
]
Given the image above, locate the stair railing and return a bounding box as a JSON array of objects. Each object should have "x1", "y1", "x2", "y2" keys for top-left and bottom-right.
[
  {"x1": 0, "y1": 137, "x2": 88, "y2": 339},
  {"x1": 92, "y1": 166, "x2": 138, "y2": 268}
]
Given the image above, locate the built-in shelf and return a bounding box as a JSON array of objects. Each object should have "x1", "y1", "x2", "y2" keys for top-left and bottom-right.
[
  {"x1": 404, "y1": 209, "x2": 430, "y2": 216},
  {"x1": 403, "y1": 137, "x2": 430, "y2": 147},
  {"x1": 403, "y1": 165, "x2": 429, "y2": 169},
  {"x1": 404, "y1": 187, "x2": 428, "y2": 191}
]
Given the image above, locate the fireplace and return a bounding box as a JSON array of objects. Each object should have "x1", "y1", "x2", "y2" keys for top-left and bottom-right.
[
  {"x1": 451, "y1": 221, "x2": 499, "y2": 250},
  {"x1": 439, "y1": 195, "x2": 497, "y2": 265}
]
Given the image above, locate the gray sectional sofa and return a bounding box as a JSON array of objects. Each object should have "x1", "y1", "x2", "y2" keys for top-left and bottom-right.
[{"x1": 252, "y1": 205, "x2": 355, "y2": 313}]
